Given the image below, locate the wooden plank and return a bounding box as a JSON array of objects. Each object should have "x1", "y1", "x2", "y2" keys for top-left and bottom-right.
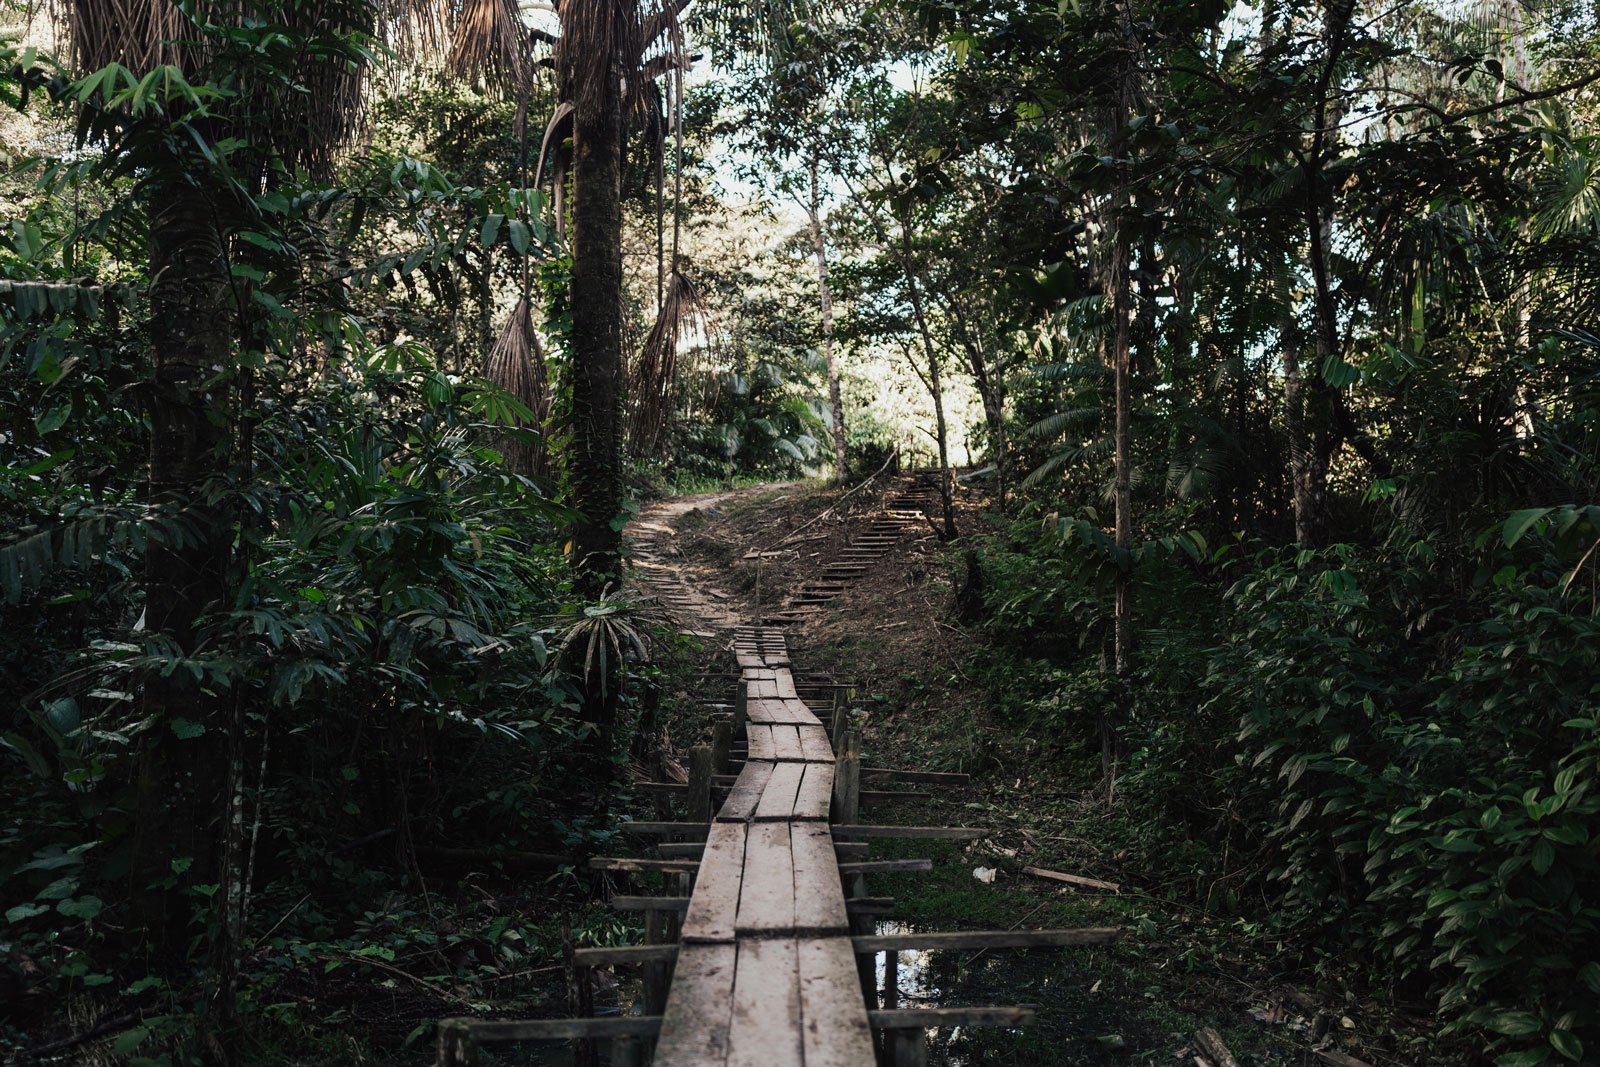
[
  {"x1": 797, "y1": 937, "x2": 875, "y2": 1065},
  {"x1": 789, "y1": 823, "x2": 850, "y2": 933},
  {"x1": 681, "y1": 822, "x2": 747, "y2": 943},
  {"x1": 793, "y1": 763, "x2": 834, "y2": 820},
  {"x1": 573, "y1": 944, "x2": 678, "y2": 966},
  {"x1": 655, "y1": 943, "x2": 736, "y2": 1066},
  {"x1": 775, "y1": 673, "x2": 799, "y2": 700},
  {"x1": 611, "y1": 895, "x2": 689, "y2": 912},
  {"x1": 727, "y1": 938, "x2": 802, "y2": 1067},
  {"x1": 735, "y1": 822, "x2": 795, "y2": 933},
  {"x1": 797, "y1": 724, "x2": 833, "y2": 762},
  {"x1": 745, "y1": 698, "x2": 784, "y2": 725},
  {"x1": 589, "y1": 857, "x2": 700, "y2": 875},
  {"x1": 718, "y1": 758, "x2": 773, "y2": 822},
  {"x1": 832, "y1": 825, "x2": 985, "y2": 841},
  {"x1": 754, "y1": 762, "x2": 805, "y2": 820},
  {"x1": 453, "y1": 1016, "x2": 662, "y2": 1042},
  {"x1": 1021, "y1": 866, "x2": 1121, "y2": 892},
  {"x1": 769, "y1": 724, "x2": 805, "y2": 762},
  {"x1": 869, "y1": 1007, "x2": 1035, "y2": 1029},
  {"x1": 838, "y1": 859, "x2": 932, "y2": 876},
  {"x1": 859, "y1": 767, "x2": 971, "y2": 785},
  {"x1": 745, "y1": 725, "x2": 776, "y2": 762},
  {"x1": 618, "y1": 821, "x2": 709, "y2": 837},
  {"x1": 852, "y1": 928, "x2": 1121, "y2": 952}
]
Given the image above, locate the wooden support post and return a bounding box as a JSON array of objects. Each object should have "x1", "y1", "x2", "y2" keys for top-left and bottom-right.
[
  {"x1": 832, "y1": 729, "x2": 861, "y2": 826},
  {"x1": 562, "y1": 924, "x2": 598, "y2": 1067},
  {"x1": 830, "y1": 686, "x2": 850, "y2": 743},
  {"x1": 887, "y1": 1028, "x2": 929, "y2": 1067},
  {"x1": 884, "y1": 949, "x2": 899, "y2": 1010},
  {"x1": 612, "y1": 1036, "x2": 642, "y2": 1067},
  {"x1": 436, "y1": 1019, "x2": 478, "y2": 1067},
  {"x1": 711, "y1": 719, "x2": 732, "y2": 773},
  {"x1": 733, "y1": 680, "x2": 748, "y2": 733},
  {"x1": 687, "y1": 744, "x2": 714, "y2": 825}
]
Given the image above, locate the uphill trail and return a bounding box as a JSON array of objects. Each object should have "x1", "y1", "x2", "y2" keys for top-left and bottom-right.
[{"x1": 438, "y1": 474, "x2": 1314, "y2": 1067}]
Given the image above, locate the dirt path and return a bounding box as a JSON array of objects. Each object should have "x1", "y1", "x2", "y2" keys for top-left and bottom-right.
[{"x1": 627, "y1": 485, "x2": 797, "y2": 633}]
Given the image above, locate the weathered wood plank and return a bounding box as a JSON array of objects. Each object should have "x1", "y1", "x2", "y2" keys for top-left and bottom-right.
[
  {"x1": 681, "y1": 822, "x2": 747, "y2": 943},
  {"x1": 717, "y1": 758, "x2": 773, "y2": 823},
  {"x1": 735, "y1": 822, "x2": 795, "y2": 934},
  {"x1": 790, "y1": 823, "x2": 850, "y2": 933},
  {"x1": 852, "y1": 928, "x2": 1121, "y2": 952},
  {"x1": 837, "y1": 859, "x2": 932, "y2": 876},
  {"x1": 769, "y1": 724, "x2": 805, "y2": 762},
  {"x1": 745, "y1": 725, "x2": 776, "y2": 762},
  {"x1": 793, "y1": 762, "x2": 835, "y2": 820},
  {"x1": 655, "y1": 943, "x2": 737, "y2": 1066},
  {"x1": 726, "y1": 939, "x2": 802, "y2": 1067},
  {"x1": 754, "y1": 761, "x2": 805, "y2": 821},
  {"x1": 869, "y1": 1006, "x2": 1035, "y2": 1028},
  {"x1": 797, "y1": 724, "x2": 834, "y2": 763},
  {"x1": 797, "y1": 937, "x2": 875, "y2": 1065},
  {"x1": 831, "y1": 825, "x2": 985, "y2": 841}
]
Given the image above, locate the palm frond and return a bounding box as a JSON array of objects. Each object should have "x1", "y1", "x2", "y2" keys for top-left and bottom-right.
[
  {"x1": 484, "y1": 295, "x2": 552, "y2": 478},
  {"x1": 629, "y1": 265, "x2": 710, "y2": 456}
]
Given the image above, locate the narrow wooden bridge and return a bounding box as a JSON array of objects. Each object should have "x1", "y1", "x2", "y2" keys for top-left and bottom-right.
[{"x1": 437, "y1": 477, "x2": 1120, "y2": 1066}]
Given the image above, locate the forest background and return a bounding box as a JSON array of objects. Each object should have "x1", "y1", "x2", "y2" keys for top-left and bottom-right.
[{"x1": 2, "y1": 0, "x2": 1599, "y2": 1064}]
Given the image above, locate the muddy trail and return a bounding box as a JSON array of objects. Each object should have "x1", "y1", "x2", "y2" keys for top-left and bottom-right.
[{"x1": 617, "y1": 474, "x2": 1352, "y2": 1067}]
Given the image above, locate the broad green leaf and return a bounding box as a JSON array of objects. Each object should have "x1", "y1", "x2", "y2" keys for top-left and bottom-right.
[{"x1": 1504, "y1": 508, "x2": 1553, "y2": 547}]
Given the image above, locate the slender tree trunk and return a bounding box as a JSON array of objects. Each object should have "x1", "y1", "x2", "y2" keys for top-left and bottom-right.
[
  {"x1": 569, "y1": 35, "x2": 626, "y2": 592},
  {"x1": 809, "y1": 156, "x2": 847, "y2": 480},
  {"x1": 132, "y1": 181, "x2": 232, "y2": 960},
  {"x1": 1106, "y1": 0, "x2": 1138, "y2": 792},
  {"x1": 898, "y1": 218, "x2": 957, "y2": 539},
  {"x1": 1278, "y1": 258, "x2": 1313, "y2": 545}
]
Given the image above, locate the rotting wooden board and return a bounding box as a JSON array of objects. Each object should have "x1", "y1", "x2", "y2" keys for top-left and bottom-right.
[
  {"x1": 789, "y1": 824, "x2": 850, "y2": 933},
  {"x1": 655, "y1": 942, "x2": 736, "y2": 1066},
  {"x1": 745, "y1": 724, "x2": 777, "y2": 761},
  {"x1": 769, "y1": 724, "x2": 806, "y2": 762},
  {"x1": 681, "y1": 822, "x2": 747, "y2": 943},
  {"x1": 754, "y1": 762, "x2": 806, "y2": 820},
  {"x1": 717, "y1": 760, "x2": 774, "y2": 822},
  {"x1": 792, "y1": 763, "x2": 835, "y2": 820},
  {"x1": 797, "y1": 724, "x2": 833, "y2": 762},
  {"x1": 735, "y1": 822, "x2": 795, "y2": 934},
  {"x1": 798, "y1": 937, "x2": 875, "y2": 1064},
  {"x1": 726, "y1": 938, "x2": 803, "y2": 1067}
]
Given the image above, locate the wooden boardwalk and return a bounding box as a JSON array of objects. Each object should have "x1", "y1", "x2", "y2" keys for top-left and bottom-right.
[
  {"x1": 655, "y1": 627, "x2": 875, "y2": 1066},
  {"x1": 437, "y1": 476, "x2": 1121, "y2": 1067}
]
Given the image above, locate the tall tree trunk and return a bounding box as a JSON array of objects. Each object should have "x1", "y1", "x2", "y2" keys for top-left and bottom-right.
[
  {"x1": 898, "y1": 217, "x2": 957, "y2": 539},
  {"x1": 132, "y1": 181, "x2": 232, "y2": 961},
  {"x1": 1278, "y1": 258, "x2": 1314, "y2": 545},
  {"x1": 809, "y1": 156, "x2": 847, "y2": 480},
  {"x1": 569, "y1": 33, "x2": 626, "y2": 592},
  {"x1": 1106, "y1": 0, "x2": 1138, "y2": 792}
]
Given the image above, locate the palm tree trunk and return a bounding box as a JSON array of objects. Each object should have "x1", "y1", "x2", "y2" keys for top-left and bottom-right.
[
  {"x1": 132, "y1": 180, "x2": 232, "y2": 960},
  {"x1": 809, "y1": 156, "x2": 846, "y2": 480},
  {"x1": 569, "y1": 33, "x2": 626, "y2": 591}
]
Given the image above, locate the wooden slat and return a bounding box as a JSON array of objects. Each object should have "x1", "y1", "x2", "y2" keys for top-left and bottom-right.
[
  {"x1": 870, "y1": 1006, "x2": 1035, "y2": 1029},
  {"x1": 831, "y1": 824, "x2": 985, "y2": 840},
  {"x1": 655, "y1": 943, "x2": 737, "y2": 1066},
  {"x1": 793, "y1": 762, "x2": 834, "y2": 820},
  {"x1": 789, "y1": 823, "x2": 849, "y2": 933},
  {"x1": 797, "y1": 724, "x2": 833, "y2": 762},
  {"x1": 745, "y1": 725, "x2": 776, "y2": 761},
  {"x1": 727, "y1": 938, "x2": 802, "y2": 1067},
  {"x1": 754, "y1": 762, "x2": 805, "y2": 821},
  {"x1": 681, "y1": 822, "x2": 747, "y2": 943},
  {"x1": 769, "y1": 724, "x2": 805, "y2": 762},
  {"x1": 718, "y1": 760, "x2": 773, "y2": 822},
  {"x1": 852, "y1": 928, "x2": 1121, "y2": 952},
  {"x1": 797, "y1": 937, "x2": 875, "y2": 1065},
  {"x1": 735, "y1": 822, "x2": 795, "y2": 933}
]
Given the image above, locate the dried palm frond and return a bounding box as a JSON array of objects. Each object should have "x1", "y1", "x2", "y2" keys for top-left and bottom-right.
[
  {"x1": 484, "y1": 295, "x2": 552, "y2": 477},
  {"x1": 629, "y1": 265, "x2": 709, "y2": 457},
  {"x1": 548, "y1": 586, "x2": 664, "y2": 699},
  {"x1": 446, "y1": 0, "x2": 530, "y2": 91},
  {"x1": 556, "y1": 0, "x2": 640, "y2": 114}
]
